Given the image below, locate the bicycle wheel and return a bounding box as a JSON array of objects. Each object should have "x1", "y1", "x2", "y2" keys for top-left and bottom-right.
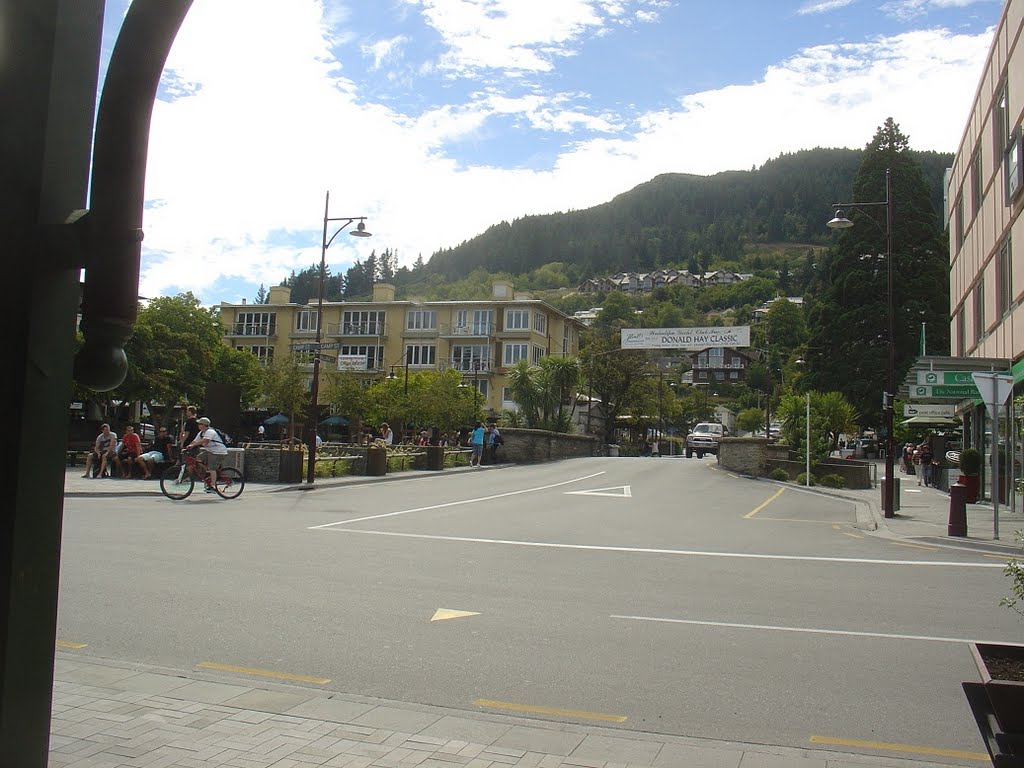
[
  {"x1": 214, "y1": 467, "x2": 244, "y2": 499},
  {"x1": 160, "y1": 464, "x2": 194, "y2": 499}
]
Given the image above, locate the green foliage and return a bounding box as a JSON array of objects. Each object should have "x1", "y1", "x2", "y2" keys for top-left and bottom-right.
[
  {"x1": 999, "y1": 530, "x2": 1024, "y2": 620},
  {"x1": 504, "y1": 356, "x2": 581, "y2": 432},
  {"x1": 363, "y1": 368, "x2": 475, "y2": 434},
  {"x1": 211, "y1": 346, "x2": 264, "y2": 410},
  {"x1": 260, "y1": 353, "x2": 308, "y2": 420},
  {"x1": 958, "y1": 447, "x2": 981, "y2": 475},
  {"x1": 418, "y1": 148, "x2": 949, "y2": 283},
  {"x1": 820, "y1": 473, "x2": 846, "y2": 488},
  {"x1": 804, "y1": 119, "x2": 949, "y2": 426},
  {"x1": 770, "y1": 468, "x2": 790, "y2": 481},
  {"x1": 796, "y1": 472, "x2": 818, "y2": 486},
  {"x1": 776, "y1": 390, "x2": 848, "y2": 466},
  {"x1": 736, "y1": 407, "x2": 765, "y2": 434}
]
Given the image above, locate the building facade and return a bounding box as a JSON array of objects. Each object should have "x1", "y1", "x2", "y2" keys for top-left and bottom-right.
[
  {"x1": 948, "y1": 0, "x2": 1023, "y2": 378},
  {"x1": 219, "y1": 280, "x2": 584, "y2": 419}
]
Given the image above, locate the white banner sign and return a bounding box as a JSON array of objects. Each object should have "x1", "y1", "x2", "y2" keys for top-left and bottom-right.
[
  {"x1": 903, "y1": 403, "x2": 955, "y2": 417},
  {"x1": 620, "y1": 326, "x2": 751, "y2": 350},
  {"x1": 336, "y1": 355, "x2": 368, "y2": 372}
]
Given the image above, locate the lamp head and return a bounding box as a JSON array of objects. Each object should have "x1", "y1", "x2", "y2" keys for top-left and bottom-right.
[
  {"x1": 827, "y1": 210, "x2": 854, "y2": 229},
  {"x1": 350, "y1": 220, "x2": 372, "y2": 237}
]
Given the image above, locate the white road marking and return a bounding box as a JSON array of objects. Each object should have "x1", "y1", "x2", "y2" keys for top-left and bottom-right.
[
  {"x1": 308, "y1": 471, "x2": 606, "y2": 529},
  {"x1": 311, "y1": 529, "x2": 1003, "y2": 568},
  {"x1": 609, "y1": 615, "x2": 1007, "y2": 645},
  {"x1": 565, "y1": 486, "x2": 632, "y2": 498}
]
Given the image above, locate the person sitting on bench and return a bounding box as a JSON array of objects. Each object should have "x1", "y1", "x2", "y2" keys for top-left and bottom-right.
[{"x1": 81, "y1": 423, "x2": 117, "y2": 478}]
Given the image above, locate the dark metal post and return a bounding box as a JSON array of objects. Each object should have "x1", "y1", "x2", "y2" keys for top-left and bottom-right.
[
  {"x1": 306, "y1": 192, "x2": 330, "y2": 484},
  {"x1": 883, "y1": 168, "x2": 896, "y2": 518}
]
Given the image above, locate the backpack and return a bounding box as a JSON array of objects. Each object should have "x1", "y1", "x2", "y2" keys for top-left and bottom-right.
[
  {"x1": 493, "y1": 433, "x2": 504, "y2": 445},
  {"x1": 213, "y1": 428, "x2": 233, "y2": 446}
]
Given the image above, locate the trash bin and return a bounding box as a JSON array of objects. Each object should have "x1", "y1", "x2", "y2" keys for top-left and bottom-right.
[
  {"x1": 367, "y1": 445, "x2": 387, "y2": 476},
  {"x1": 948, "y1": 484, "x2": 968, "y2": 536},
  {"x1": 880, "y1": 476, "x2": 900, "y2": 512},
  {"x1": 425, "y1": 445, "x2": 444, "y2": 471},
  {"x1": 278, "y1": 449, "x2": 302, "y2": 483},
  {"x1": 225, "y1": 447, "x2": 245, "y2": 474}
]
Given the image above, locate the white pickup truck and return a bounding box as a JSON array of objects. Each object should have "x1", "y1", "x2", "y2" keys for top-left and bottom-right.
[{"x1": 685, "y1": 422, "x2": 726, "y2": 458}]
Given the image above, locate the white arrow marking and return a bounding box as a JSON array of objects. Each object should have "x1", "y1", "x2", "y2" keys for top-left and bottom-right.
[{"x1": 566, "y1": 486, "x2": 632, "y2": 498}]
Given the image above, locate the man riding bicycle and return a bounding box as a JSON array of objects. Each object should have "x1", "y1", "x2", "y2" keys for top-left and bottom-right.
[{"x1": 185, "y1": 416, "x2": 229, "y2": 494}]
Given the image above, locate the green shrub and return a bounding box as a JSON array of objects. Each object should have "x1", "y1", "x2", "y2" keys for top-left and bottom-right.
[
  {"x1": 958, "y1": 447, "x2": 982, "y2": 475},
  {"x1": 820, "y1": 473, "x2": 846, "y2": 488},
  {"x1": 795, "y1": 472, "x2": 817, "y2": 486},
  {"x1": 769, "y1": 468, "x2": 790, "y2": 481}
]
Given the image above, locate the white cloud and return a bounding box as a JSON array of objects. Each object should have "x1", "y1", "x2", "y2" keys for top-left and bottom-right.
[
  {"x1": 135, "y1": 0, "x2": 995, "y2": 304},
  {"x1": 797, "y1": 0, "x2": 855, "y2": 15}
]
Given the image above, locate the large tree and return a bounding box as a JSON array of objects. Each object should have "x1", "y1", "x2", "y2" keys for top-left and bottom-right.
[{"x1": 804, "y1": 118, "x2": 949, "y2": 426}]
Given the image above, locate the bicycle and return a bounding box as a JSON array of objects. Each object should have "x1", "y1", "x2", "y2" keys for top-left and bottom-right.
[{"x1": 159, "y1": 448, "x2": 244, "y2": 500}]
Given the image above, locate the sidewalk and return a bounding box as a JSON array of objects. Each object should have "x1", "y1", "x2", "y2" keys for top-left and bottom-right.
[
  {"x1": 52, "y1": 464, "x2": 1021, "y2": 768},
  {"x1": 51, "y1": 653, "x2": 974, "y2": 768}
]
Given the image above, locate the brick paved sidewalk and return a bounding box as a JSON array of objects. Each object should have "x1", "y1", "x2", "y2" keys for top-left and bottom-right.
[{"x1": 50, "y1": 654, "x2": 967, "y2": 768}]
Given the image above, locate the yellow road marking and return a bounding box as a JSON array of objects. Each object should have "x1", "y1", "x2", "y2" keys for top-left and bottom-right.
[
  {"x1": 984, "y1": 554, "x2": 1022, "y2": 561},
  {"x1": 832, "y1": 524, "x2": 840, "y2": 530},
  {"x1": 196, "y1": 662, "x2": 330, "y2": 685},
  {"x1": 474, "y1": 698, "x2": 626, "y2": 723},
  {"x1": 842, "y1": 531, "x2": 864, "y2": 539},
  {"x1": 891, "y1": 541, "x2": 940, "y2": 551},
  {"x1": 748, "y1": 517, "x2": 837, "y2": 524},
  {"x1": 56, "y1": 640, "x2": 87, "y2": 649},
  {"x1": 810, "y1": 735, "x2": 988, "y2": 761},
  {"x1": 431, "y1": 608, "x2": 480, "y2": 622},
  {"x1": 744, "y1": 487, "x2": 786, "y2": 518}
]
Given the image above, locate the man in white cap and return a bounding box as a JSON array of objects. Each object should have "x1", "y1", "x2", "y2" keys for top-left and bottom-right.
[{"x1": 186, "y1": 416, "x2": 229, "y2": 493}]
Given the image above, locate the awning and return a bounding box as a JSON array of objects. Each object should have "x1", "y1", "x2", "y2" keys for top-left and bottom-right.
[{"x1": 900, "y1": 415, "x2": 960, "y2": 427}]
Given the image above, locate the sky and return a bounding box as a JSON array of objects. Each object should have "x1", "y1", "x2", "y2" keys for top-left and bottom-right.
[{"x1": 98, "y1": 0, "x2": 1003, "y2": 306}]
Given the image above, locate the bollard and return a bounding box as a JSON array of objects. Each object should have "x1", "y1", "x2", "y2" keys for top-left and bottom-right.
[
  {"x1": 948, "y1": 484, "x2": 968, "y2": 537},
  {"x1": 366, "y1": 445, "x2": 387, "y2": 476},
  {"x1": 881, "y1": 476, "x2": 901, "y2": 512}
]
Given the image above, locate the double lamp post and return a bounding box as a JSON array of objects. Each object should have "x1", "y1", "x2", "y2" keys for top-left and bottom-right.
[
  {"x1": 306, "y1": 191, "x2": 371, "y2": 484},
  {"x1": 827, "y1": 168, "x2": 895, "y2": 518}
]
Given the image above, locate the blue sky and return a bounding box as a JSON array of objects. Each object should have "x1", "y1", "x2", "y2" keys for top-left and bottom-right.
[{"x1": 99, "y1": 0, "x2": 1001, "y2": 305}]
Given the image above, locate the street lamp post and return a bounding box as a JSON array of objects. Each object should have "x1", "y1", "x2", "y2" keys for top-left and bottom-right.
[
  {"x1": 306, "y1": 191, "x2": 371, "y2": 484},
  {"x1": 827, "y1": 168, "x2": 895, "y2": 518}
]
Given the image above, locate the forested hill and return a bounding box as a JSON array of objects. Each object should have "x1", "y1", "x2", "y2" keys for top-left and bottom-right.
[{"x1": 423, "y1": 147, "x2": 952, "y2": 280}]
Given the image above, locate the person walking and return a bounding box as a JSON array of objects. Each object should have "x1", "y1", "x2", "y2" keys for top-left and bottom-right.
[
  {"x1": 185, "y1": 417, "x2": 229, "y2": 493},
  {"x1": 919, "y1": 441, "x2": 934, "y2": 487},
  {"x1": 470, "y1": 421, "x2": 486, "y2": 467}
]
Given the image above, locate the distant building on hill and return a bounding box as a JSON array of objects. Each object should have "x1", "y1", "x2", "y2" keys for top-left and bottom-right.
[{"x1": 577, "y1": 268, "x2": 749, "y2": 294}]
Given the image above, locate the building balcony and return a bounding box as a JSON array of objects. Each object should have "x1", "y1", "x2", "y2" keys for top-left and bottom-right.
[
  {"x1": 440, "y1": 323, "x2": 496, "y2": 338},
  {"x1": 225, "y1": 323, "x2": 277, "y2": 338},
  {"x1": 327, "y1": 321, "x2": 388, "y2": 338}
]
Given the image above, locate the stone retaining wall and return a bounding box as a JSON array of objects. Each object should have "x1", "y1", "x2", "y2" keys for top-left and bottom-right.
[
  {"x1": 720, "y1": 438, "x2": 871, "y2": 489},
  {"x1": 496, "y1": 428, "x2": 600, "y2": 463}
]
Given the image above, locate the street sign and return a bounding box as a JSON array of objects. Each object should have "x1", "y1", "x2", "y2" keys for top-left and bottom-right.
[
  {"x1": 971, "y1": 372, "x2": 1014, "y2": 415},
  {"x1": 903, "y1": 403, "x2": 955, "y2": 417},
  {"x1": 292, "y1": 341, "x2": 342, "y2": 352},
  {"x1": 909, "y1": 384, "x2": 979, "y2": 399},
  {"x1": 916, "y1": 370, "x2": 978, "y2": 386}
]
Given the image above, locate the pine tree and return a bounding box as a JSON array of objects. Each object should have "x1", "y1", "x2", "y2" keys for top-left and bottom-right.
[{"x1": 804, "y1": 118, "x2": 949, "y2": 427}]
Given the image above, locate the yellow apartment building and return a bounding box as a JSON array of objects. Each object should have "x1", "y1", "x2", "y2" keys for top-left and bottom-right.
[{"x1": 218, "y1": 280, "x2": 584, "y2": 418}]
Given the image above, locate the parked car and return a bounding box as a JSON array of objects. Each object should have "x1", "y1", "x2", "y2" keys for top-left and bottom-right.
[{"x1": 686, "y1": 422, "x2": 726, "y2": 458}]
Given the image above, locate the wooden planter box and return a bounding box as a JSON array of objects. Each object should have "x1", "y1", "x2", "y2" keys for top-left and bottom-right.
[{"x1": 970, "y1": 642, "x2": 1024, "y2": 734}]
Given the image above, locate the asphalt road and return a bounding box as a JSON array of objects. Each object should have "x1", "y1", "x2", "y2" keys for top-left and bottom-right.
[{"x1": 57, "y1": 457, "x2": 1021, "y2": 764}]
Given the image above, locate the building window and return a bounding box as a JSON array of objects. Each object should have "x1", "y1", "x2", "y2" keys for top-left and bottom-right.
[
  {"x1": 236, "y1": 312, "x2": 276, "y2": 336},
  {"x1": 534, "y1": 312, "x2": 547, "y2": 334},
  {"x1": 563, "y1": 323, "x2": 571, "y2": 354},
  {"x1": 452, "y1": 345, "x2": 488, "y2": 371},
  {"x1": 955, "y1": 194, "x2": 965, "y2": 251},
  {"x1": 296, "y1": 309, "x2": 317, "y2": 332},
  {"x1": 532, "y1": 344, "x2": 545, "y2": 364},
  {"x1": 998, "y1": 235, "x2": 1012, "y2": 317},
  {"x1": 505, "y1": 309, "x2": 529, "y2": 330},
  {"x1": 406, "y1": 309, "x2": 437, "y2": 330},
  {"x1": 971, "y1": 144, "x2": 983, "y2": 217},
  {"x1": 342, "y1": 310, "x2": 385, "y2": 335},
  {"x1": 502, "y1": 387, "x2": 514, "y2": 403},
  {"x1": 405, "y1": 344, "x2": 436, "y2": 366},
  {"x1": 973, "y1": 277, "x2": 985, "y2": 344},
  {"x1": 956, "y1": 306, "x2": 965, "y2": 357},
  {"x1": 237, "y1": 345, "x2": 273, "y2": 364},
  {"x1": 504, "y1": 343, "x2": 528, "y2": 365},
  {"x1": 340, "y1": 345, "x2": 385, "y2": 369}
]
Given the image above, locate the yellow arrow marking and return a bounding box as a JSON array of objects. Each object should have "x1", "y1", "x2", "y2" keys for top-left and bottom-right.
[
  {"x1": 56, "y1": 640, "x2": 87, "y2": 649},
  {"x1": 196, "y1": 662, "x2": 330, "y2": 684},
  {"x1": 842, "y1": 531, "x2": 864, "y2": 539},
  {"x1": 431, "y1": 609, "x2": 481, "y2": 622}
]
